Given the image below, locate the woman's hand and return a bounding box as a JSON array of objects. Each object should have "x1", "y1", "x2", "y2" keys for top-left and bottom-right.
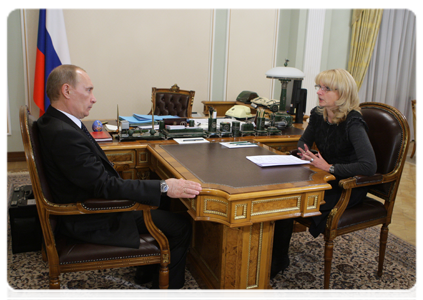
[
  {"x1": 297, "y1": 144, "x2": 331, "y2": 172},
  {"x1": 165, "y1": 178, "x2": 202, "y2": 198}
]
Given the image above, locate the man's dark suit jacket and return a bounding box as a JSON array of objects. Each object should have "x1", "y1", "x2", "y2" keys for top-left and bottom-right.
[{"x1": 37, "y1": 105, "x2": 161, "y2": 248}]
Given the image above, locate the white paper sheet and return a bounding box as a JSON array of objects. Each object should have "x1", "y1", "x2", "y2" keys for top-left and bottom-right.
[
  {"x1": 220, "y1": 142, "x2": 258, "y2": 148},
  {"x1": 246, "y1": 155, "x2": 310, "y2": 167}
]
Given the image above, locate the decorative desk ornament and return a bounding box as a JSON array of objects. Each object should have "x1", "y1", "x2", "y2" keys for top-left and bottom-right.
[{"x1": 92, "y1": 120, "x2": 103, "y2": 132}]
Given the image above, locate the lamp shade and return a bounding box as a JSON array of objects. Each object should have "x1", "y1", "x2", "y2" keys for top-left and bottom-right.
[{"x1": 266, "y1": 67, "x2": 305, "y2": 80}]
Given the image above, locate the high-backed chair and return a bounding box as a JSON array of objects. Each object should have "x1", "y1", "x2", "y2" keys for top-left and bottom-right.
[
  {"x1": 150, "y1": 84, "x2": 195, "y2": 118},
  {"x1": 19, "y1": 106, "x2": 170, "y2": 289},
  {"x1": 410, "y1": 100, "x2": 420, "y2": 158},
  {"x1": 295, "y1": 102, "x2": 410, "y2": 289}
]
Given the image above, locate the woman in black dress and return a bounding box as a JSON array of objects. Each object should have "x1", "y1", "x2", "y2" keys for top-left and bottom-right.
[{"x1": 271, "y1": 69, "x2": 377, "y2": 278}]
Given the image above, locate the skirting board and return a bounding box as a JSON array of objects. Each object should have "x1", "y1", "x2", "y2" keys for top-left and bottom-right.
[{"x1": 8, "y1": 151, "x2": 26, "y2": 162}]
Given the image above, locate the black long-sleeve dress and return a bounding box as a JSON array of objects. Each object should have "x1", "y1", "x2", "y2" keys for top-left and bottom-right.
[{"x1": 298, "y1": 107, "x2": 377, "y2": 236}]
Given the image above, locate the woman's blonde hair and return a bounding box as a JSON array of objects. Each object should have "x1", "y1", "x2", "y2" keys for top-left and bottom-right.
[{"x1": 315, "y1": 69, "x2": 361, "y2": 124}]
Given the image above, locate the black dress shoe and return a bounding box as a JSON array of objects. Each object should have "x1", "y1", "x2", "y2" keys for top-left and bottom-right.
[
  {"x1": 270, "y1": 255, "x2": 290, "y2": 279},
  {"x1": 147, "y1": 291, "x2": 200, "y2": 300}
]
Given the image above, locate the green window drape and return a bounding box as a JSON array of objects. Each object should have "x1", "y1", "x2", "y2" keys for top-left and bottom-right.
[{"x1": 347, "y1": 9, "x2": 383, "y2": 90}]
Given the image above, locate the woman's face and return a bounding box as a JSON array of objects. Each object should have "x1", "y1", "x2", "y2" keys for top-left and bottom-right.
[{"x1": 316, "y1": 82, "x2": 339, "y2": 110}]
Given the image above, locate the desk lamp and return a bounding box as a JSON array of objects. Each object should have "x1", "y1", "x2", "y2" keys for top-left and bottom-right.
[{"x1": 266, "y1": 60, "x2": 305, "y2": 127}]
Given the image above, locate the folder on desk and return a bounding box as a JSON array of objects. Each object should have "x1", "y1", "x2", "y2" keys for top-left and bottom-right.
[
  {"x1": 119, "y1": 114, "x2": 180, "y2": 126},
  {"x1": 90, "y1": 131, "x2": 113, "y2": 142}
]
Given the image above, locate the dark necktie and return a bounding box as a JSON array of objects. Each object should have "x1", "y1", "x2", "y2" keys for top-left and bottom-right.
[
  {"x1": 80, "y1": 122, "x2": 119, "y2": 176},
  {"x1": 81, "y1": 122, "x2": 97, "y2": 145}
]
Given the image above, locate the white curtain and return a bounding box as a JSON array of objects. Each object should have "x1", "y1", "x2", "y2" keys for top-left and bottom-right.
[{"x1": 358, "y1": 9, "x2": 416, "y2": 140}]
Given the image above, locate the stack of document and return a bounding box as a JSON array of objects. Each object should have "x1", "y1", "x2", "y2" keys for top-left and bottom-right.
[
  {"x1": 90, "y1": 131, "x2": 113, "y2": 142},
  {"x1": 220, "y1": 141, "x2": 258, "y2": 148},
  {"x1": 246, "y1": 155, "x2": 310, "y2": 167}
]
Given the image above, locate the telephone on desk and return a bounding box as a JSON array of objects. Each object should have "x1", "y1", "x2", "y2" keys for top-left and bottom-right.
[{"x1": 225, "y1": 105, "x2": 253, "y2": 120}]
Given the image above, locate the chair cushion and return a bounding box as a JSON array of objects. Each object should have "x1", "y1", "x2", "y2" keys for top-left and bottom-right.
[
  {"x1": 337, "y1": 197, "x2": 387, "y2": 230},
  {"x1": 56, "y1": 234, "x2": 161, "y2": 264}
]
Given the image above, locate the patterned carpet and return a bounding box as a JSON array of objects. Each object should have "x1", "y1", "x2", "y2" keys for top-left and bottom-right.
[{"x1": 7, "y1": 172, "x2": 416, "y2": 292}]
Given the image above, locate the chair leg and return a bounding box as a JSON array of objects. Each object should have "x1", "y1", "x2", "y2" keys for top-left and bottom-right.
[
  {"x1": 158, "y1": 264, "x2": 169, "y2": 289},
  {"x1": 49, "y1": 275, "x2": 60, "y2": 289},
  {"x1": 410, "y1": 142, "x2": 417, "y2": 158},
  {"x1": 41, "y1": 243, "x2": 48, "y2": 262},
  {"x1": 378, "y1": 225, "x2": 389, "y2": 277},
  {"x1": 324, "y1": 239, "x2": 334, "y2": 289}
]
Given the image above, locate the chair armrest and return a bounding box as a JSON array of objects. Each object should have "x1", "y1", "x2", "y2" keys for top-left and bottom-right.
[
  {"x1": 44, "y1": 198, "x2": 157, "y2": 216},
  {"x1": 325, "y1": 173, "x2": 384, "y2": 236},
  {"x1": 80, "y1": 199, "x2": 158, "y2": 213},
  {"x1": 339, "y1": 173, "x2": 383, "y2": 189},
  {"x1": 82, "y1": 199, "x2": 138, "y2": 210}
]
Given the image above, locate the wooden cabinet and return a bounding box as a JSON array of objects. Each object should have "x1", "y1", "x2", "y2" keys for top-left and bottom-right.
[
  {"x1": 104, "y1": 146, "x2": 151, "y2": 180},
  {"x1": 202, "y1": 101, "x2": 237, "y2": 117},
  {"x1": 105, "y1": 149, "x2": 136, "y2": 179}
]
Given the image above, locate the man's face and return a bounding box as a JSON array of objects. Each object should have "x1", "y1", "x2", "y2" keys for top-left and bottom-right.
[{"x1": 67, "y1": 70, "x2": 96, "y2": 119}]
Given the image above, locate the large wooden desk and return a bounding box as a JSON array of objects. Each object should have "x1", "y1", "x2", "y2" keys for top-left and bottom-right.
[{"x1": 93, "y1": 124, "x2": 334, "y2": 289}]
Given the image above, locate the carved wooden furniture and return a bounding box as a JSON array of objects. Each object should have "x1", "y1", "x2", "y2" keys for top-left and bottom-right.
[
  {"x1": 295, "y1": 102, "x2": 410, "y2": 289},
  {"x1": 410, "y1": 99, "x2": 416, "y2": 158},
  {"x1": 146, "y1": 142, "x2": 334, "y2": 289},
  {"x1": 19, "y1": 106, "x2": 170, "y2": 289},
  {"x1": 201, "y1": 101, "x2": 237, "y2": 117},
  {"x1": 84, "y1": 119, "x2": 334, "y2": 289},
  {"x1": 151, "y1": 84, "x2": 195, "y2": 118}
]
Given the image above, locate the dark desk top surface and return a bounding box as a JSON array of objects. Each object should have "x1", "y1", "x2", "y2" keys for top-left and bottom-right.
[{"x1": 159, "y1": 143, "x2": 315, "y2": 189}]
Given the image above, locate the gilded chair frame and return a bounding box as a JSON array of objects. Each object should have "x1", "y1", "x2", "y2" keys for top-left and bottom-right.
[
  {"x1": 296, "y1": 102, "x2": 410, "y2": 289},
  {"x1": 410, "y1": 100, "x2": 420, "y2": 158},
  {"x1": 19, "y1": 106, "x2": 170, "y2": 289}
]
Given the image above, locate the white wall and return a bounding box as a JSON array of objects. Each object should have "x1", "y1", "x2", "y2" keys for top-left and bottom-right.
[
  {"x1": 22, "y1": 9, "x2": 284, "y2": 121},
  {"x1": 24, "y1": 9, "x2": 214, "y2": 120},
  {"x1": 225, "y1": 9, "x2": 278, "y2": 100}
]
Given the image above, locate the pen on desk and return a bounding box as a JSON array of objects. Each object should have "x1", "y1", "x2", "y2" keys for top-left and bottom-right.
[{"x1": 183, "y1": 139, "x2": 204, "y2": 142}]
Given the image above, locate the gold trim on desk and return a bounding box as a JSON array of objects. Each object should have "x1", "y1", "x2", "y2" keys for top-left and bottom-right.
[{"x1": 98, "y1": 130, "x2": 335, "y2": 290}]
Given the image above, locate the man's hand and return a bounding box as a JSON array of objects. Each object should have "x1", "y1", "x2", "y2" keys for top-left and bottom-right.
[{"x1": 165, "y1": 178, "x2": 202, "y2": 198}]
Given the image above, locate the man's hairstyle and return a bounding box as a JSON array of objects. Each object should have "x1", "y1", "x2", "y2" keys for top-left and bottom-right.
[
  {"x1": 46, "y1": 65, "x2": 86, "y2": 101},
  {"x1": 314, "y1": 69, "x2": 361, "y2": 124}
]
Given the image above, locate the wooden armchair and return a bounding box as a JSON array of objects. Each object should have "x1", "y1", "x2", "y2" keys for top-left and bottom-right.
[
  {"x1": 410, "y1": 100, "x2": 420, "y2": 158},
  {"x1": 150, "y1": 84, "x2": 195, "y2": 118},
  {"x1": 295, "y1": 102, "x2": 410, "y2": 289},
  {"x1": 19, "y1": 106, "x2": 170, "y2": 289}
]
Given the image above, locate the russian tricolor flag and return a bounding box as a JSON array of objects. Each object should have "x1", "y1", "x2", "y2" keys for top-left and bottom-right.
[{"x1": 33, "y1": 9, "x2": 71, "y2": 116}]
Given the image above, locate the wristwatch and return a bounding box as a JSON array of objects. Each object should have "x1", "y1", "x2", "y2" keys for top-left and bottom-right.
[
  {"x1": 160, "y1": 180, "x2": 169, "y2": 193},
  {"x1": 329, "y1": 165, "x2": 335, "y2": 174}
]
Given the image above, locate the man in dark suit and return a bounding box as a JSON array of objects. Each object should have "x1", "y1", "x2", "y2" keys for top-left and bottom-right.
[{"x1": 37, "y1": 64, "x2": 202, "y2": 289}]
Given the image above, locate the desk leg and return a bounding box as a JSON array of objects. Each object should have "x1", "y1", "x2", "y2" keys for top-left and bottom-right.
[{"x1": 188, "y1": 220, "x2": 274, "y2": 289}]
